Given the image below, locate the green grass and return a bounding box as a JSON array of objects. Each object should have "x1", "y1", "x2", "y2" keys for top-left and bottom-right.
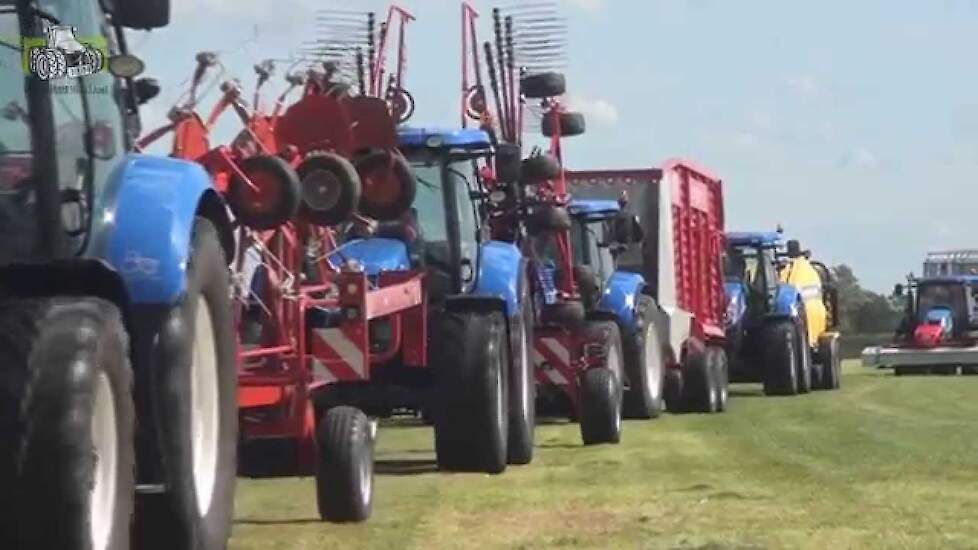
[{"x1": 229, "y1": 362, "x2": 978, "y2": 549}]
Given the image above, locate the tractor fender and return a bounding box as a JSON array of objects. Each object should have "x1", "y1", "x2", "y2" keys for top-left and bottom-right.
[
  {"x1": 85, "y1": 153, "x2": 233, "y2": 305},
  {"x1": 724, "y1": 281, "x2": 748, "y2": 327},
  {"x1": 327, "y1": 237, "x2": 411, "y2": 275},
  {"x1": 470, "y1": 240, "x2": 523, "y2": 318},
  {"x1": 596, "y1": 270, "x2": 646, "y2": 334},
  {"x1": 768, "y1": 283, "x2": 802, "y2": 321}
]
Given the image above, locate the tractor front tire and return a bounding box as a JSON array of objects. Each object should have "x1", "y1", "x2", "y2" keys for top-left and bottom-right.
[
  {"x1": 134, "y1": 218, "x2": 238, "y2": 550},
  {"x1": 0, "y1": 298, "x2": 134, "y2": 550},
  {"x1": 622, "y1": 296, "x2": 666, "y2": 419},
  {"x1": 434, "y1": 311, "x2": 508, "y2": 473},
  {"x1": 507, "y1": 273, "x2": 536, "y2": 465},
  {"x1": 763, "y1": 320, "x2": 800, "y2": 396},
  {"x1": 316, "y1": 406, "x2": 374, "y2": 523},
  {"x1": 794, "y1": 314, "x2": 813, "y2": 395},
  {"x1": 579, "y1": 321, "x2": 624, "y2": 445},
  {"x1": 706, "y1": 345, "x2": 729, "y2": 412}
]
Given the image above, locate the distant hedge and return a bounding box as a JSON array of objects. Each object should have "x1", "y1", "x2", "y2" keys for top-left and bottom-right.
[{"x1": 840, "y1": 333, "x2": 891, "y2": 359}]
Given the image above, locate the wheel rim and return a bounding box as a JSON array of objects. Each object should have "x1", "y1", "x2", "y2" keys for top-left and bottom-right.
[
  {"x1": 302, "y1": 169, "x2": 342, "y2": 211},
  {"x1": 606, "y1": 344, "x2": 622, "y2": 433},
  {"x1": 90, "y1": 371, "x2": 117, "y2": 550},
  {"x1": 519, "y1": 318, "x2": 532, "y2": 421},
  {"x1": 191, "y1": 296, "x2": 220, "y2": 516},
  {"x1": 644, "y1": 325, "x2": 663, "y2": 400}
]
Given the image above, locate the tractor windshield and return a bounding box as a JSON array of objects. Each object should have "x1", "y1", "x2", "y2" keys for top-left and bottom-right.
[
  {"x1": 571, "y1": 218, "x2": 614, "y2": 286},
  {"x1": 727, "y1": 245, "x2": 778, "y2": 297},
  {"x1": 0, "y1": 6, "x2": 41, "y2": 262},
  {"x1": 917, "y1": 283, "x2": 966, "y2": 323}
]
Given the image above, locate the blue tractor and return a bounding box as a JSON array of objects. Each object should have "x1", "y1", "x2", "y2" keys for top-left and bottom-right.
[
  {"x1": 724, "y1": 231, "x2": 841, "y2": 395},
  {"x1": 564, "y1": 199, "x2": 667, "y2": 419},
  {"x1": 0, "y1": 1, "x2": 238, "y2": 549},
  {"x1": 320, "y1": 126, "x2": 536, "y2": 476}
]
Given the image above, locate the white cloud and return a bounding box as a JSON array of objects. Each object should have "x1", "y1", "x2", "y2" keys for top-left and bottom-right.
[
  {"x1": 565, "y1": 0, "x2": 607, "y2": 12},
  {"x1": 564, "y1": 95, "x2": 619, "y2": 127},
  {"x1": 785, "y1": 74, "x2": 825, "y2": 101},
  {"x1": 837, "y1": 146, "x2": 880, "y2": 170}
]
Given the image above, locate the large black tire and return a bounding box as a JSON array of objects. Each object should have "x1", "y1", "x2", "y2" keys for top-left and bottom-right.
[
  {"x1": 297, "y1": 152, "x2": 362, "y2": 226},
  {"x1": 816, "y1": 334, "x2": 841, "y2": 390},
  {"x1": 542, "y1": 112, "x2": 586, "y2": 138},
  {"x1": 706, "y1": 345, "x2": 729, "y2": 412},
  {"x1": 134, "y1": 218, "x2": 238, "y2": 550},
  {"x1": 521, "y1": 154, "x2": 561, "y2": 183},
  {"x1": 228, "y1": 154, "x2": 301, "y2": 230},
  {"x1": 521, "y1": 71, "x2": 566, "y2": 99},
  {"x1": 663, "y1": 367, "x2": 684, "y2": 413},
  {"x1": 353, "y1": 149, "x2": 417, "y2": 221},
  {"x1": 507, "y1": 271, "x2": 536, "y2": 465},
  {"x1": 433, "y1": 311, "x2": 508, "y2": 473},
  {"x1": 579, "y1": 321, "x2": 624, "y2": 445},
  {"x1": 763, "y1": 320, "x2": 799, "y2": 396},
  {"x1": 622, "y1": 296, "x2": 666, "y2": 419},
  {"x1": 795, "y1": 313, "x2": 813, "y2": 395},
  {"x1": 0, "y1": 298, "x2": 134, "y2": 550},
  {"x1": 526, "y1": 205, "x2": 572, "y2": 234},
  {"x1": 316, "y1": 406, "x2": 374, "y2": 523},
  {"x1": 679, "y1": 347, "x2": 719, "y2": 413}
]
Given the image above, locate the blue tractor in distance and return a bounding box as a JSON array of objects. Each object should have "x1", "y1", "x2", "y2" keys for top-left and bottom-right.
[
  {"x1": 0, "y1": 1, "x2": 238, "y2": 549},
  {"x1": 564, "y1": 199, "x2": 667, "y2": 419},
  {"x1": 724, "y1": 230, "x2": 841, "y2": 396}
]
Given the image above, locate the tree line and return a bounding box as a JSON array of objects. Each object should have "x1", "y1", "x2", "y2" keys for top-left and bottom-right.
[{"x1": 832, "y1": 264, "x2": 902, "y2": 334}]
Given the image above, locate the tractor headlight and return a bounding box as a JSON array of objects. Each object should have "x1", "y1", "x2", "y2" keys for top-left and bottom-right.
[
  {"x1": 425, "y1": 135, "x2": 444, "y2": 148},
  {"x1": 488, "y1": 190, "x2": 507, "y2": 204}
]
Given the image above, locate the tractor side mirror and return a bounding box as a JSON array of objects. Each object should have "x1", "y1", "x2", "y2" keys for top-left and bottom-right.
[
  {"x1": 894, "y1": 283, "x2": 904, "y2": 297},
  {"x1": 611, "y1": 214, "x2": 643, "y2": 244},
  {"x1": 494, "y1": 144, "x2": 521, "y2": 183},
  {"x1": 110, "y1": 0, "x2": 171, "y2": 30},
  {"x1": 133, "y1": 78, "x2": 161, "y2": 106}
]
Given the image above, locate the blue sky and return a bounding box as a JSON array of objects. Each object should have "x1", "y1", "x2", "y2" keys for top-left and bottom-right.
[{"x1": 133, "y1": 0, "x2": 978, "y2": 291}]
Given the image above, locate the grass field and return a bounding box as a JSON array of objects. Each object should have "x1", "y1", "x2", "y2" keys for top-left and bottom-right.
[{"x1": 229, "y1": 362, "x2": 978, "y2": 549}]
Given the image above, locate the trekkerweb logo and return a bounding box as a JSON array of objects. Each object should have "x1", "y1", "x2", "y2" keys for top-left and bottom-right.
[{"x1": 22, "y1": 25, "x2": 106, "y2": 81}]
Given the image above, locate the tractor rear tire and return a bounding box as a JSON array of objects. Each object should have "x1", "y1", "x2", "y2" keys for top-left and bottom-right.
[
  {"x1": 521, "y1": 71, "x2": 566, "y2": 99},
  {"x1": 521, "y1": 154, "x2": 561, "y2": 183},
  {"x1": 679, "y1": 347, "x2": 719, "y2": 413},
  {"x1": 763, "y1": 320, "x2": 800, "y2": 396},
  {"x1": 817, "y1": 334, "x2": 841, "y2": 390},
  {"x1": 706, "y1": 345, "x2": 729, "y2": 412},
  {"x1": 297, "y1": 152, "x2": 362, "y2": 226},
  {"x1": 353, "y1": 149, "x2": 417, "y2": 221},
  {"x1": 134, "y1": 218, "x2": 238, "y2": 550},
  {"x1": 794, "y1": 309, "x2": 812, "y2": 394},
  {"x1": 434, "y1": 311, "x2": 508, "y2": 473},
  {"x1": 542, "y1": 111, "x2": 586, "y2": 138},
  {"x1": 228, "y1": 154, "x2": 301, "y2": 230},
  {"x1": 579, "y1": 321, "x2": 624, "y2": 445},
  {"x1": 507, "y1": 272, "x2": 536, "y2": 465},
  {"x1": 623, "y1": 296, "x2": 666, "y2": 419},
  {"x1": 316, "y1": 406, "x2": 374, "y2": 523},
  {"x1": 0, "y1": 298, "x2": 134, "y2": 550}
]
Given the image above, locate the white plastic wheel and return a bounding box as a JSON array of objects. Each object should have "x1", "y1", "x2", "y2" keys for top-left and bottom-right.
[
  {"x1": 191, "y1": 296, "x2": 220, "y2": 516},
  {"x1": 90, "y1": 370, "x2": 118, "y2": 550}
]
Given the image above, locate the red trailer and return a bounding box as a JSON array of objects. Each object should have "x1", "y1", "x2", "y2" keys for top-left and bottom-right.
[{"x1": 566, "y1": 161, "x2": 730, "y2": 413}]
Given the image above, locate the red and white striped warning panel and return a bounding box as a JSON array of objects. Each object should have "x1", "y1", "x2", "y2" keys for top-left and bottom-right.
[
  {"x1": 534, "y1": 336, "x2": 572, "y2": 386},
  {"x1": 309, "y1": 327, "x2": 369, "y2": 382}
]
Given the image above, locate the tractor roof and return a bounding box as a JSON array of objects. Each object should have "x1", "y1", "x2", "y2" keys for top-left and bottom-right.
[
  {"x1": 397, "y1": 127, "x2": 491, "y2": 150},
  {"x1": 726, "y1": 231, "x2": 783, "y2": 248},
  {"x1": 918, "y1": 275, "x2": 978, "y2": 285},
  {"x1": 567, "y1": 199, "x2": 621, "y2": 221}
]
